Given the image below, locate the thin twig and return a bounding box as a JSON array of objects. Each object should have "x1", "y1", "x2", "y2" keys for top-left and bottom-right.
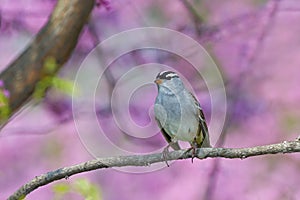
[
  {"x1": 180, "y1": 0, "x2": 204, "y2": 35},
  {"x1": 8, "y1": 140, "x2": 300, "y2": 200}
]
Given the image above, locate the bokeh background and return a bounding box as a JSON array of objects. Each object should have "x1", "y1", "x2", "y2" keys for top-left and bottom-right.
[{"x1": 1, "y1": 0, "x2": 300, "y2": 199}]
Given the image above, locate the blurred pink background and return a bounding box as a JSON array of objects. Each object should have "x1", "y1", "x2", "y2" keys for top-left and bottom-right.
[{"x1": 1, "y1": 0, "x2": 300, "y2": 199}]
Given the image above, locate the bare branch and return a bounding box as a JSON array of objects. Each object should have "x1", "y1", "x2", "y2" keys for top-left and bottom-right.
[
  {"x1": 180, "y1": 0, "x2": 203, "y2": 24},
  {"x1": 8, "y1": 140, "x2": 300, "y2": 200},
  {"x1": 180, "y1": 0, "x2": 204, "y2": 34}
]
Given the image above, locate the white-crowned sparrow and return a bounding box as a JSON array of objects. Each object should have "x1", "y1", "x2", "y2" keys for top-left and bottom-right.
[{"x1": 154, "y1": 71, "x2": 210, "y2": 157}]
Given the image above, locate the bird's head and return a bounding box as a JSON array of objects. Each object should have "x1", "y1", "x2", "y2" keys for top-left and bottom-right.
[{"x1": 154, "y1": 71, "x2": 184, "y2": 94}]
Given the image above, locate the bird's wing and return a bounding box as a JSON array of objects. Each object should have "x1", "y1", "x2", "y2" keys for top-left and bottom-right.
[
  {"x1": 189, "y1": 92, "x2": 211, "y2": 148},
  {"x1": 155, "y1": 117, "x2": 181, "y2": 150}
]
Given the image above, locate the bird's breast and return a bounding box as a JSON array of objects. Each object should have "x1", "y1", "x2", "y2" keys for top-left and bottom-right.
[{"x1": 154, "y1": 94, "x2": 198, "y2": 142}]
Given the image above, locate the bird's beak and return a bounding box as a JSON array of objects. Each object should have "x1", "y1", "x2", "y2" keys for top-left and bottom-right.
[{"x1": 154, "y1": 79, "x2": 162, "y2": 84}]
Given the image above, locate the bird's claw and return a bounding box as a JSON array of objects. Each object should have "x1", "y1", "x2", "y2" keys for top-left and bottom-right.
[
  {"x1": 162, "y1": 146, "x2": 170, "y2": 167},
  {"x1": 185, "y1": 143, "x2": 197, "y2": 163}
]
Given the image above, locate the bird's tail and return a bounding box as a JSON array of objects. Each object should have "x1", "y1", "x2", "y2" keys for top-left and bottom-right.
[{"x1": 200, "y1": 134, "x2": 211, "y2": 148}]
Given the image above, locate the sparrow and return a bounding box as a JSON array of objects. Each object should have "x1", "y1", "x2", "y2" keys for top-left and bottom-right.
[{"x1": 154, "y1": 71, "x2": 210, "y2": 162}]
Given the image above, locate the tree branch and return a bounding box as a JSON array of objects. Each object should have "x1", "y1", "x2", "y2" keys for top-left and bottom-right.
[
  {"x1": 0, "y1": 0, "x2": 95, "y2": 122},
  {"x1": 180, "y1": 0, "x2": 204, "y2": 35},
  {"x1": 8, "y1": 140, "x2": 300, "y2": 200}
]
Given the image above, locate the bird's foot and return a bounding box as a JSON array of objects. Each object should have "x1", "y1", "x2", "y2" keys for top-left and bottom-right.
[
  {"x1": 162, "y1": 145, "x2": 170, "y2": 167},
  {"x1": 185, "y1": 142, "x2": 197, "y2": 163}
]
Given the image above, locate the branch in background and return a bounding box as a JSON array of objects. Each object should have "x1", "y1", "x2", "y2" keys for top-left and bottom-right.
[
  {"x1": 180, "y1": 0, "x2": 204, "y2": 35},
  {"x1": 199, "y1": 12, "x2": 259, "y2": 43},
  {"x1": 8, "y1": 140, "x2": 300, "y2": 200},
  {"x1": 87, "y1": 21, "x2": 116, "y2": 94},
  {"x1": 203, "y1": 1, "x2": 281, "y2": 199},
  {"x1": 0, "y1": 0, "x2": 95, "y2": 123},
  {"x1": 238, "y1": 0, "x2": 279, "y2": 69}
]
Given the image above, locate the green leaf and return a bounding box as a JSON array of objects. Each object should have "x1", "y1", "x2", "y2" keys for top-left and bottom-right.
[
  {"x1": 73, "y1": 178, "x2": 102, "y2": 200},
  {"x1": 33, "y1": 76, "x2": 78, "y2": 100},
  {"x1": 52, "y1": 182, "x2": 71, "y2": 200},
  {"x1": 0, "y1": 90, "x2": 11, "y2": 120},
  {"x1": 52, "y1": 179, "x2": 102, "y2": 200},
  {"x1": 51, "y1": 77, "x2": 77, "y2": 96},
  {"x1": 33, "y1": 77, "x2": 53, "y2": 100},
  {"x1": 44, "y1": 57, "x2": 58, "y2": 75},
  {"x1": 53, "y1": 183, "x2": 70, "y2": 194}
]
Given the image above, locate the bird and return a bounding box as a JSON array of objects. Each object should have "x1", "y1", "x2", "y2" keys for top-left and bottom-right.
[{"x1": 154, "y1": 71, "x2": 210, "y2": 162}]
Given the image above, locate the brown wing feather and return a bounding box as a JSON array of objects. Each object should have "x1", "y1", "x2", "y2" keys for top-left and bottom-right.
[{"x1": 189, "y1": 92, "x2": 211, "y2": 148}]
